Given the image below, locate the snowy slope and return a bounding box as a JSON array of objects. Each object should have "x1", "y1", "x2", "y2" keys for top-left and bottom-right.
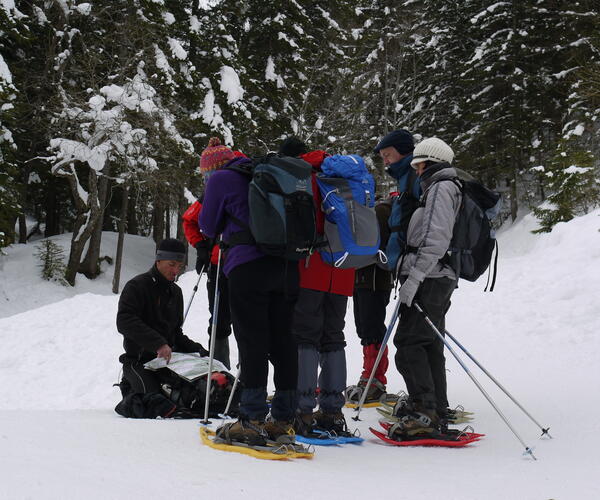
[
  {"x1": 1, "y1": 211, "x2": 599, "y2": 500},
  {"x1": 0, "y1": 232, "x2": 160, "y2": 318}
]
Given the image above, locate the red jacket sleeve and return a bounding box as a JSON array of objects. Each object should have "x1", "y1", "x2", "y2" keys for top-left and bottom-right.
[{"x1": 182, "y1": 201, "x2": 206, "y2": 247}]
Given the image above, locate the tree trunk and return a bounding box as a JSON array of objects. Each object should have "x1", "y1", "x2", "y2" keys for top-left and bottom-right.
[
  {"x1": 79, "y1": 175, "x2": 110, "y2": 279},
  {"x1": 112, "y1": 184, "x2": 130, "y2": 294},
  {"x1": 510, "y1": 172, "x2": 518, "y2": 222},
  {"x1": 64, "y1": 170, "x2": 102, "y2": 286},
  {"x1": 165, "y1": 203, "x2": 171, "y2": 239},
  {"x1": 18, "y1": 213, "x2": 27, "y2": 243},
  {"x1": 44, "y1": 176, "x2": 61, "y2": 237},
  {"x1": 176, "y1": 189, "x2": 186, "y2": 241},
  {"x1": 126, "y1": 184, "x2": 138, "y2": 235},
  {"x1": 153, "y1": 198, "x2": 165, "y2": 245},
  {"x1": 176, "y1": 188, "x2": 188, "y2": 268}
]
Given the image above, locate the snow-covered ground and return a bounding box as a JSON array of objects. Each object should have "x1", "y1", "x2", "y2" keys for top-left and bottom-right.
[{"x1": 1, "y1": 211, "x2": 599, "y2": 499}]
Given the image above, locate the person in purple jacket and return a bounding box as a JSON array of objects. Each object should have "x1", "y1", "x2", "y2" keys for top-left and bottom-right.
[{"x1": 199, "y1": 138, "x2": 299, "y2": 447}]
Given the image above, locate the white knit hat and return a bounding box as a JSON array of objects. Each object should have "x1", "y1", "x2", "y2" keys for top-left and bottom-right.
[{"x1": 410, "y1": 137, "x2": 454, "y2": 168}]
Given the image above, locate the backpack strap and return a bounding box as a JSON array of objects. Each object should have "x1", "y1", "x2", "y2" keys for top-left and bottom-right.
[{"x1": 484, "y1": 240, "x2": 499, "y2": 292}]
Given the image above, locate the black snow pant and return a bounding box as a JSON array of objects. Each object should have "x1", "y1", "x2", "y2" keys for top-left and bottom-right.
[
  {"x1": 227, "y1": 256, "x2": 299, "y2": 421},
  {"x1": 206, "y1": 263, "x2": 232, "y2": 339},
  {"x1": 353, "y1": 288, "x2": 391, "y2": 346},
  {"x1": 292, "y1": 289, "x2": 348, "y2": 413},
  {"x1": 393, "y1": 277, "x2": 456, "y2": 412},
  {"x1": 206, "y1": 263, "x2": 232, "y2": 369},
  {"x1": 122, "y1": 360, "x2": 164, "y2": 394}
]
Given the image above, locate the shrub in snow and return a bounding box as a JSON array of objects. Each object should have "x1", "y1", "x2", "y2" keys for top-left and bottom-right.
[
  {"x1": 532, "y1": 144, "x2": 599, "y2": 233},
  {"x1": 35, "y1": 240, "x2": 68, "y2": 286}
]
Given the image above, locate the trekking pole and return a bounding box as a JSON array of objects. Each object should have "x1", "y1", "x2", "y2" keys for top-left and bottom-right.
[
  {"x1": 353, "y1": 298, "x2": 403, "y2": 421},
  {"x1": 220, "y1": 365, "x2": 241, "y2": 418},
  {"x1": 414, "y1": 302, "x2": 537, "y2": 460},
  {"x1": 201, "y1": 246, "x2": 222, "y2": 425},
  {"x1": 183, "y1": 265, "x2": 206, "y2": 323},
  {"x1": 444, "y1": 328, "x2": 551, "y2": 438}
]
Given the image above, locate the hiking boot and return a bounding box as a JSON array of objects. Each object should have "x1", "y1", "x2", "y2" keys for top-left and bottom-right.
[
  {"x1": 263, "y1": 418, "x2": 296, "y2": 444},
  {"x1": 345, "y1": 378, "x2": 386, "y2": 403},
  {"x1": 314, "y1": 410, "x2": 352, "y2": 437},
  {"x1": 388, "y1": 406, "x2": 440, "y2": 441},
  {"x1": 215, "y1": 419, "x2": 267, "y2": 446},
  {"x1": 294, "y1": 413, "x2": 318, "y2": 437},
  {"x1": 391, "y1": 393, "x2": 413, "y2": 419}
]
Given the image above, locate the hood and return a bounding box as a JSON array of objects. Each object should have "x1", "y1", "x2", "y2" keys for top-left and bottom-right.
[
  {"x1": 321, "y1": 154, "x2": 368, "y2": 181},
  {"x1": 300, "y1": 150, "x2": 329, "y2": 170}
]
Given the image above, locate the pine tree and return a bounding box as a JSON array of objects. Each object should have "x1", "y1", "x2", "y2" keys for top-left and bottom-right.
[
  {"x1": 0, "y1": 1, "x2": 24, "y2": 246},
  {"x1": 531, "y1": 141, "x2": 599, "y2": 232},
  {"x1": 35, "y1": 239, "x2": 68, "y2": 285}
]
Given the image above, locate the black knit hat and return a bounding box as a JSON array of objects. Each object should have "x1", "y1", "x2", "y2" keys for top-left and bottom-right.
[
  {"x1": 278, "y1": 136, "x2": 307, "y2": 157},
  {"x1": 373, "y1": 129, "x2": 415, "y2": 155},
  {"x1": 156, "y1": 238, "x2": 186, "y2": 262}
]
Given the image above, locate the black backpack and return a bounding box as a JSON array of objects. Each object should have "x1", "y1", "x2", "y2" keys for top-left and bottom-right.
[
  {"x1": 226, "y1": 155, "x2": 319, "y2": 260},
  {"x1": 164, "y1": 371, "x2": 240, "y2": 418},
  {"x1": 114, "y1": 371, "x2": 240, "y2": 419},
  {"x1": 427, "y1": 174, "x2": 501, "y2": 290},
  {"x1": 446, "y1": 177, "x2": 501, "y2": 289}
]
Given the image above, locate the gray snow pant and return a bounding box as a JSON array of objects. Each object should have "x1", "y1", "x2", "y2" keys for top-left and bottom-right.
[{"x1": 293, "y1": 289, "x2": 348, "y2": 413}]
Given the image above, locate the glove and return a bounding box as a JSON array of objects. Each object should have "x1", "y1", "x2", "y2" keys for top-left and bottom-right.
[
  {"x1": 195, "y1": 240, "x2": 211, "y2": 274},
  {"x1": 198, "y1": 345, "x2": 209, "y2": 357},
  {"x1": 398, "y1": 276, "x2": 420, "y2": 307}
]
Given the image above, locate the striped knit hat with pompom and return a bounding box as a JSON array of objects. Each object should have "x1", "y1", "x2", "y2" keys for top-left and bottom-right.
[{"x1": 199, "y1": 137, "x2": 235, "y2": 179}]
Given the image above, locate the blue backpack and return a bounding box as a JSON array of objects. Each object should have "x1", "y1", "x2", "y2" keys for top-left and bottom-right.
[{"x1": 316, "y1": 154, "x2": 385, "y2": 269}]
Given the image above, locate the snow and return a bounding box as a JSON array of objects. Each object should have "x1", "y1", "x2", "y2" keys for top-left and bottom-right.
[
  {"x1": 0, "y1": 53, "x2": 13, "y2": 85},
  {"x1": 219, "y1": 66, "x2": 244, "y2": 104},
  {"x1": 265, "y1": 56, "x2": 285, "y2": 88},
  {"x1": 1, "y1": 211, "x2": 600, "y2": 499},
  {"x1": 162, "y1": 11, "x2": 175, "y2": 25},
  {"x1": 168, "y1": 37, "x2": 188, "y2": 60},
  {"x1": 564, "y1": 165, "x2": 591, "y2": 174},
  {"x1": 75, "y1": 3, "x2": 92, "y2": 16}
]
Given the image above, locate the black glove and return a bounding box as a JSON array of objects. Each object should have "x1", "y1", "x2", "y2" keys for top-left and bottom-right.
[
  {"x1": 195, "y1": 240, "x2": 211, "y2": 274},
  {"x1": 198, "y1": 345, "x2": 209, "y2": 357}
]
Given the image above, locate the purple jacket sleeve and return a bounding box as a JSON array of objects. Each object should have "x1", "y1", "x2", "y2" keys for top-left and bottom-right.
[{"x1": 198, "y1": 172, "x2": 227, "y2": 238}]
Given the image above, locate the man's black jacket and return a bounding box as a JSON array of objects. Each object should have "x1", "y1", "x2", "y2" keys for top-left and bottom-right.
[{"x1": 117, "y1": 265, "x2": 205, "y2": 363}]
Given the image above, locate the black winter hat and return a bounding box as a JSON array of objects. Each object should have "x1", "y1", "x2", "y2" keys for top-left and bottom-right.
[
  {"x1": 373, "y1": 129, "x2": 415, "y2": 155},
  {"x1": 278, "y1": 136, "x2": 307, "y2": 157},
  {"x1": 156, "y1": 238, "x2": 186, "y2": 262}
]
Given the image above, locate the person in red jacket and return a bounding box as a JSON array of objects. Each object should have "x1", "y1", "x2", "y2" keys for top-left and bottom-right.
[
  {"x1": 279, "y1": 137, "x2": 356, "y2": 438},
  {"x1": 181, "y1": 139, "x2": 239, "y2": 369}
]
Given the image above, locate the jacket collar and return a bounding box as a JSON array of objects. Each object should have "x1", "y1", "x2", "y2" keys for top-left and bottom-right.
[
  {"x1": 150, "y1": 264, "x2": 172, "y2": 291},
  {"x1": 420, "y1": 162, "x2": 456, "y2": 191},
  {"x1": 387, "y1": 154, "x2": 415, "y2": 191}
]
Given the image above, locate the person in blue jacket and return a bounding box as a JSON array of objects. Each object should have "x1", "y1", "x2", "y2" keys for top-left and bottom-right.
[{"x1": 373, "y1": 129, "x2": 422, "y2": 277}]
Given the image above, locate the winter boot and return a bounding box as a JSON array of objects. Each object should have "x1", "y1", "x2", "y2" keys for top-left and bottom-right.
[
  {"x1": 293, "y1": 412, "x2": 318, "y2": 437},
  {"x1": 313, "y1": 410, "x2": 353, "y2": 437},
  {"x1": 360, "y1": 343, "x2": 389, "y2": 386},
  {"x1": 215, "y1": 419, "x2": 267, "y2": 446},
  {"x1": 263, "y1": 417, "x2": 296, "y2": 445},
  {"x1": 345, "y1": 377, "x2": 387, "y2": 403},
  {"x1": 390, "y1": 392, "x2": 413, "y2": 419},
  {"x1": 387, "y1": 403, "x2": 440, "y2": 441}
]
